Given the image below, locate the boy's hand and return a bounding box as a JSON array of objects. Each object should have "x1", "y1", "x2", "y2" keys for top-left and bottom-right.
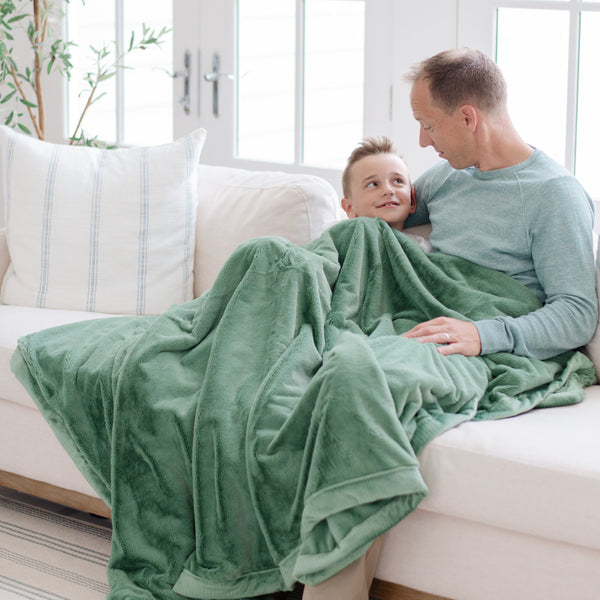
[{"x1": 402, "y1": 317, "x2": 482, "y2": 356}]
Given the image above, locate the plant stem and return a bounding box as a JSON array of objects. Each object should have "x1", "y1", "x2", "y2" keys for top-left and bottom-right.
[
  {"x1": 69, "y1": 82, "x2": 97, "y2": 144},
  {"x1": 9, "y1": 64, "x2": 43, "y2": 139},
  {"x1": 33, "y1": 0, "x2": 45, "y2": 138}
]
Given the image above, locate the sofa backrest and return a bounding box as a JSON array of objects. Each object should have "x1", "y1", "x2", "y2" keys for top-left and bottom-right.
[
  {"x1": 193, "y1": 165, "x2": 343, "y2": 296},
  {"x1": 0, "y1": 229, "x2": 8, "y2": 284}
]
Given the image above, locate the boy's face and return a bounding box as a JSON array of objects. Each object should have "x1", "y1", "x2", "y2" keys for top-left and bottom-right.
[{"x1": 342, "y1": 153, "x2": 416, "y2": 230}]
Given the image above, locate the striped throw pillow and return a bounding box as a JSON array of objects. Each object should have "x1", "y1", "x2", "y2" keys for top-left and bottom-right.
[{"x1": 0, "y1": 126, "x2": 206, "y2": 315}]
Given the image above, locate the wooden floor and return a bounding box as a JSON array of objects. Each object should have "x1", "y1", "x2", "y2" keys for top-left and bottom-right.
[{"x1": 0, "y1": 470, "x2": 453, "y2": 600}]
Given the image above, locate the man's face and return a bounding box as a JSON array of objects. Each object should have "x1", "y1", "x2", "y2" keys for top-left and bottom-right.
[
  {"x1": 342, "y1": 153, "x2": 415, "y2": 230},
  {"x1": 410, "y1": 77, "x2": 476, "y2": 170}
]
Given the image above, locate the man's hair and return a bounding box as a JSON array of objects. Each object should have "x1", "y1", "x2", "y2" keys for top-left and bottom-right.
[
  {"x1": 342, "y1": 136, "x2": 403, "y2": 198},
  {"x1": 406, "y1": 47, "x2": 507, "y2": 115}
]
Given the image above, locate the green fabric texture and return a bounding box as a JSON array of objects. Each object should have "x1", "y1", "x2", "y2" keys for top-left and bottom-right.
[{"x1": 11, "y1": 218, "x2": 596, "y2": 600}]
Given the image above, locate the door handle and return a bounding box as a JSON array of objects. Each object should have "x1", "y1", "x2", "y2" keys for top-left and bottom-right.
[{"x1": 203, "y1": 53, "x2": 234, "y2": 117}]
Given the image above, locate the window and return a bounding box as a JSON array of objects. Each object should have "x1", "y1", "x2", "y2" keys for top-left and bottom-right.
[
  {"x1": 493, "y1": 1, "x2": 600, "y2": 198},
  {"x1": 236, "y1": 0, "x2": 365, "y2": 169},
  {"x1": 67, "y1": 0, "x2": 173, "y2": 146}
]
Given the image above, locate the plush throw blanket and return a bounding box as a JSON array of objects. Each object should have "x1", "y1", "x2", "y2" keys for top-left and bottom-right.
[{"x1": 12, "y1": 218, "x2": 596, "y2": 600}]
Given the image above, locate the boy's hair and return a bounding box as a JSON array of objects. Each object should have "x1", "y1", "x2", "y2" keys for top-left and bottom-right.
[
  {"x1": 405, "y1": 47, "x2": 507, "y2": 115},
  {"x1": 342, "y1": 136, "x2": 402, "y2": 198}
]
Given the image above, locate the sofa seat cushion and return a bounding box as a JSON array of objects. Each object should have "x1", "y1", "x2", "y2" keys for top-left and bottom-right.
[
  {"x1": 0, "y1": 305, "x2": 114, "y2": 409},
  {"x1": 418, "y1": 388, "x2": 600, "y2": 551}
]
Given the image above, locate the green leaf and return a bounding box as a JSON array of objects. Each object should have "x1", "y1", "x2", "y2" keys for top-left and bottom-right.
[
  {"x1": 0, "y1": 88, "x2": 15, "y2": 103},
  {"x1": 19, "y1": 98, "x2": 36, "y2": 108},
  {"x1": 97, "y1": 71, "x2": 115, "y2": 82},
  {"x1": 17, "y1": 123, "x2": 31, "y2": 134}
]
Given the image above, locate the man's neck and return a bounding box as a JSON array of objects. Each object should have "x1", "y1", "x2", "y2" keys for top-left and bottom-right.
[{"x1": 474, "y1": 115, "x2": 534, "y2": 172}]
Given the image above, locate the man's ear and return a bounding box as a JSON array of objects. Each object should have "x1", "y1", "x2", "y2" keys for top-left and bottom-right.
[
  {"x1": 460, "y1": 104, "x2": 478, "y2": 131},
  {"x1": 341, "y1": 197, "x2": 357, "y2": 219},
  {"x1": 409, "y1": 186, "x2": 417, "y2": 214}
]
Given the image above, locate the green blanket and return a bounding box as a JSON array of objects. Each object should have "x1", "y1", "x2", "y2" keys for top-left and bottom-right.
[{"x1": 11, "y1": 218, "x2": 596, "y2": 599}]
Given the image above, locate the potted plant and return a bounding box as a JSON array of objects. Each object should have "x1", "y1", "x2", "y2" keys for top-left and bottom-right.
[{"x1": 0, "y1": 0, "x2": 168, "y2": 145}]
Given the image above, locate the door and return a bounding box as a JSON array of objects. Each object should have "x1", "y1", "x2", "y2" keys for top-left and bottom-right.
[
  {"x1": 173, "y1": 0, "x2": 395, "y2": 195},
  {"x1": 173, "y1": 1, "x2": 235, "y2": 166}
]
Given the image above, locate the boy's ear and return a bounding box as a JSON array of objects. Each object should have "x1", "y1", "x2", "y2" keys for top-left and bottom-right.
[
  {"x1": 409, "y1": 186, "x2": 417, "y2": 214},
  {"x1": 341, "y1": 197, "x2": 357, "y2": 219}
]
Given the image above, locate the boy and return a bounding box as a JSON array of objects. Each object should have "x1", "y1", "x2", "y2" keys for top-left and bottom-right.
[{"x1": 341, "y1": 136, "x2": 432, "y2": 252}]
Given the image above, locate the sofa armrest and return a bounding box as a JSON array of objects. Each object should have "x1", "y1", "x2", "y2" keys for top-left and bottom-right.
[{"x1": 0, "y1": 228, "x2": 8, "y2": 284}]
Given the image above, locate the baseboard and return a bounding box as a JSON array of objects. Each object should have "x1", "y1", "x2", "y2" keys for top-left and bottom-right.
[
  {"x1": 370, "y1": 579, "x2": 454, "y2": 600},
  {"x1": 0, "y1": 469, "x2": 111, "y2": 518}
]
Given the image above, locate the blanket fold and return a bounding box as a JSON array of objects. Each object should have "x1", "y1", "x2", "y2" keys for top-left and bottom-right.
[{"x1": 12, "y1": 218, "x2": 596, "y2": 600}]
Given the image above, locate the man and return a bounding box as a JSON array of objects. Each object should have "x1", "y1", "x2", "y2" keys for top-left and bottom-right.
[
  {"x1": 402, "y1": 47, "x2": 597, "y2": 360},
  {"x1": 304, "y1": 47, "x2": 597, "y2": 600}
]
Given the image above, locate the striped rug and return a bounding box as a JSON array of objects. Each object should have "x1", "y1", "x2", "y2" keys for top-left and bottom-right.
[
  {"x1": 0, "y1": 486, "x2": 111, "y2": 600},
  {"x1": 0, "y1": 487, "x2": 309, "y2": 600}
]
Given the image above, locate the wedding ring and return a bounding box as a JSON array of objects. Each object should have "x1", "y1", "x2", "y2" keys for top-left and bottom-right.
[{"x1": 444, "y1": 332, "x2": 450, "y2": 343}]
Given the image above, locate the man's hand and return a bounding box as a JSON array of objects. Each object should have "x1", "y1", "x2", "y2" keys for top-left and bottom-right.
[{"x1": 402, "y1": 317, "x2": 482, "y2": 356}]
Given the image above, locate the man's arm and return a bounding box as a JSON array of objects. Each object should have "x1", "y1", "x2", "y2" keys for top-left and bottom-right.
[
  {"x1": 475, "y1": 175, "x2": 597, "y2": 359},
  {"x1": 405, "y1": 173, "x2": 598, "y2": 360}
]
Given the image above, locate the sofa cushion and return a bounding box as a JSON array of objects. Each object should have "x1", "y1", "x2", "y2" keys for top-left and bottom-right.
[
  {"x1": 0, "y1": 126, "x2": 206, "y2": 315},
  {"x1": 193, "y1": 165, "x2": 343, "y2": 295},
  {"x1": 417, "y1": 389, "x2": 600, "y2": 551},
  {"x1": 0, "y1": 305, "x2": 114, "y2": 410}
]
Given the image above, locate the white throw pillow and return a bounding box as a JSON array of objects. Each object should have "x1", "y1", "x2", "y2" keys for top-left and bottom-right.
[
  {"x1": 193, "y1": 165, "x2": 343, "y2": 296},
  {"x1": 0, "y1": 126, "x2": 206, "y2": 315}
]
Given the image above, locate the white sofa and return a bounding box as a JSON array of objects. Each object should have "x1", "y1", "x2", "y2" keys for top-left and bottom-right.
[{"x1": 1, "y1": 143, "x2": 599, "y2": 600}]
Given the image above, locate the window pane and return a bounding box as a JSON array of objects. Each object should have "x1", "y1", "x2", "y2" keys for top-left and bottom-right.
[
  {"x1": 496, "y1": 8, "x2": 569, "y2": 165},
  {"x1": 68, "y1": 1, "x2": 173, "y2": 146},
  {"x1": 303, "y1": 0, "x2": 365, "y2": 169},
  {"x1": 576, "y1": 12, "x2": 600, "y2": 199},
  {"x1": 123, "y1": 0, "x2": 173, "y2": 145},
  {"x1": 237, "y1": 0, "x2": 296, "y2": 163},
  {"x1": 67, "y1": 0, "x2": 117, "y2": 143}
]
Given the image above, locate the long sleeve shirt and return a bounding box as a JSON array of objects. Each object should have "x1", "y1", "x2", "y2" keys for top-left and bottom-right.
[{"x1": 406, "y1": 149, "x2": 598, "y2": 360}]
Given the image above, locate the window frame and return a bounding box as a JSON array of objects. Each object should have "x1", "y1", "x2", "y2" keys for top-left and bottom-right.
[{"x1": 458, "y1": 0, "x2": 600, "y2": 176}]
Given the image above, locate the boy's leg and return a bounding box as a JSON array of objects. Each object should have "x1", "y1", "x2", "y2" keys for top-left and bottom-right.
[{"x1": 301, "y1": 536, "x2": 384, "y2": 600}]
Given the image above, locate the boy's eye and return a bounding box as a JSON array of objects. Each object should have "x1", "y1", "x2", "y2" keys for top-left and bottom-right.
[
  {"x1": 366, "y1": 181, "x2": 377, "y2": 188},
  {"x1": 393, "y1": 178, "x2": 404, "y2": 185}
]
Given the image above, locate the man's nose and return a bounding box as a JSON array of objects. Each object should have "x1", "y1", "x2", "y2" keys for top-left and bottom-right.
[{"x1": 419, "y1": 126, "x2": 433, "y2": 148}]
